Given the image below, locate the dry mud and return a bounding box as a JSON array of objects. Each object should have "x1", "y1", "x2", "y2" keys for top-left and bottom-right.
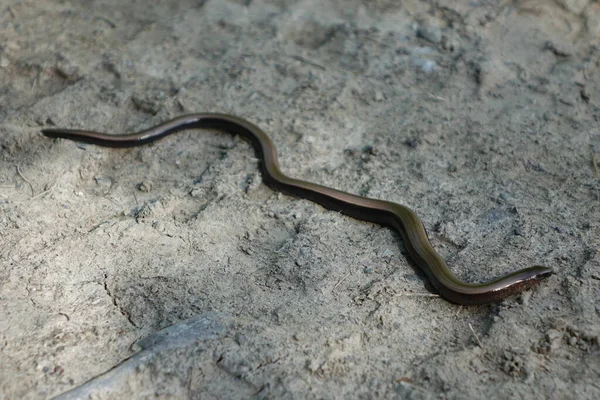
[{"x1": 1, "y1": 0, "x2": 599, "y2": 399}]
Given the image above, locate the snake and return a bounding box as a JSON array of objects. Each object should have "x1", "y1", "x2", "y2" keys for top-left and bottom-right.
[{"x1": 42, "y1": 113, "x2": 553, "y2": 305}]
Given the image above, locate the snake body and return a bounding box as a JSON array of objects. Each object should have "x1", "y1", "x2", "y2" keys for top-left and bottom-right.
[{"x1": 42, "y1": 113, "x2": 552, "y2": 305}]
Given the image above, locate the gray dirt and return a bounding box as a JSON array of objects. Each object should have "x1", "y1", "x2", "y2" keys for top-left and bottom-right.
[{"x1": 1, "y1": 0, "x2": 599, "y2": 399}]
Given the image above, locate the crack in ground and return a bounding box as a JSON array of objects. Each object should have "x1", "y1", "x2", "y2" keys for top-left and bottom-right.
[{"x1": 103, "y1": 273, "x2": 138, "y2": 328}]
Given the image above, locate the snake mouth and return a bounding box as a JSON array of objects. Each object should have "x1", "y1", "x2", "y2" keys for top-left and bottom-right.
[
  {"x1": 537, "y1": 269, "x2": 554, "y2": 279},
  {"x1": 528, "y1": 266, "x2": 553, "y2": 281}
]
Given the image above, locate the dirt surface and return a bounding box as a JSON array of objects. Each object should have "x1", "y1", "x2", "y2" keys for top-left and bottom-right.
[{"x1": 1, "y1": 0, "x2": 599, "y2": 399}]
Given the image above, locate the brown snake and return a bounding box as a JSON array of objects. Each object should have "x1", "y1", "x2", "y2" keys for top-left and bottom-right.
[{"x1": 42, "y1": 113, "x2": 553, "y2": 305}]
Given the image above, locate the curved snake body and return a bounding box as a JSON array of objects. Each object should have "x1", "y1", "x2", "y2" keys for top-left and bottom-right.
[{"x1": 42, "y1": 114, "x2": 553, "y2": 305}]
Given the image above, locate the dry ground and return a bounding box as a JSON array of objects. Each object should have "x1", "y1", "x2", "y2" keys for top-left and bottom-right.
[{"x1": 1, "y1": 0, "x2": 599, "y2": 399}]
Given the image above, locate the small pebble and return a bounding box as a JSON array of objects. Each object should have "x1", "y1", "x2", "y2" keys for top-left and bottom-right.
[
  {"x1": 151, "y1": 220, "x2": 165, "y2": 232},
  {"x1": 138, "y1": 181, "x2": 152, "y2": 192},
  {"x1": 568, "y1": 336, "x2": 578, "y2": 346},
  {"x1": 417, "y1": 21, "x2": 442, "y2": 44},
  {"x1": 307, "y1": 359, "x2": 320, "y2": 373},
  {"x1": 235, "y1": 333, "x2": 247, "y2": 345},
  {"x1": 499, "y1": 192, "x2": 515, "y2": 202},
  {"x1": 380, "y1": 249, "x2": 394, "y2": 258},
  {"x1": 410, "y1": 57, "x2": 437, "y2": 74},
  {"x1": 190, "y1": 188, "x2": 205, "y2": 197},
  {"x1": 0, "y1": 55, "x2": 10, "y2": 68}
]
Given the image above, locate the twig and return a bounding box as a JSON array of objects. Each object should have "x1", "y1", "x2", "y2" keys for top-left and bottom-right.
[
  {"x1": 455, "y1": 305, "x2": 463, "y2": 317},
  {"x1": 365, "y1": 35, "x2": 391, "y2": 48},
  {"x1": 468, "y1": 323, "x2": 484, "y2": 348},
  {"x1": 6, "y1": 6, "x2": 16, "y2": 19},
  {"x1": 30, "y1": 179, "x2": 59, "y2": 200},
  {"x1": 427, "y1": 93, "x2": 447, "y2": 102},
  {"x1": 289, "y1": 55, "x2": 326, "y2": 71},
  {"x1": 16, "y1": 164, "x2": 34, "y2": 197},
  {"x1": 31, "y1": 72, "x2": 39, "y2": 89},
  {"x1": 592, "y1": 152, "x2": 599, "y2": 178},
  {"x1": 332, "y1": 271, "x2": 351, "y2": 292},
  {"x1": 187, "y1": 366, "x2": 196, "y2": 397},
  {"x1": 395, "y1": 291, "x2": 440, "y2": 298}
]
